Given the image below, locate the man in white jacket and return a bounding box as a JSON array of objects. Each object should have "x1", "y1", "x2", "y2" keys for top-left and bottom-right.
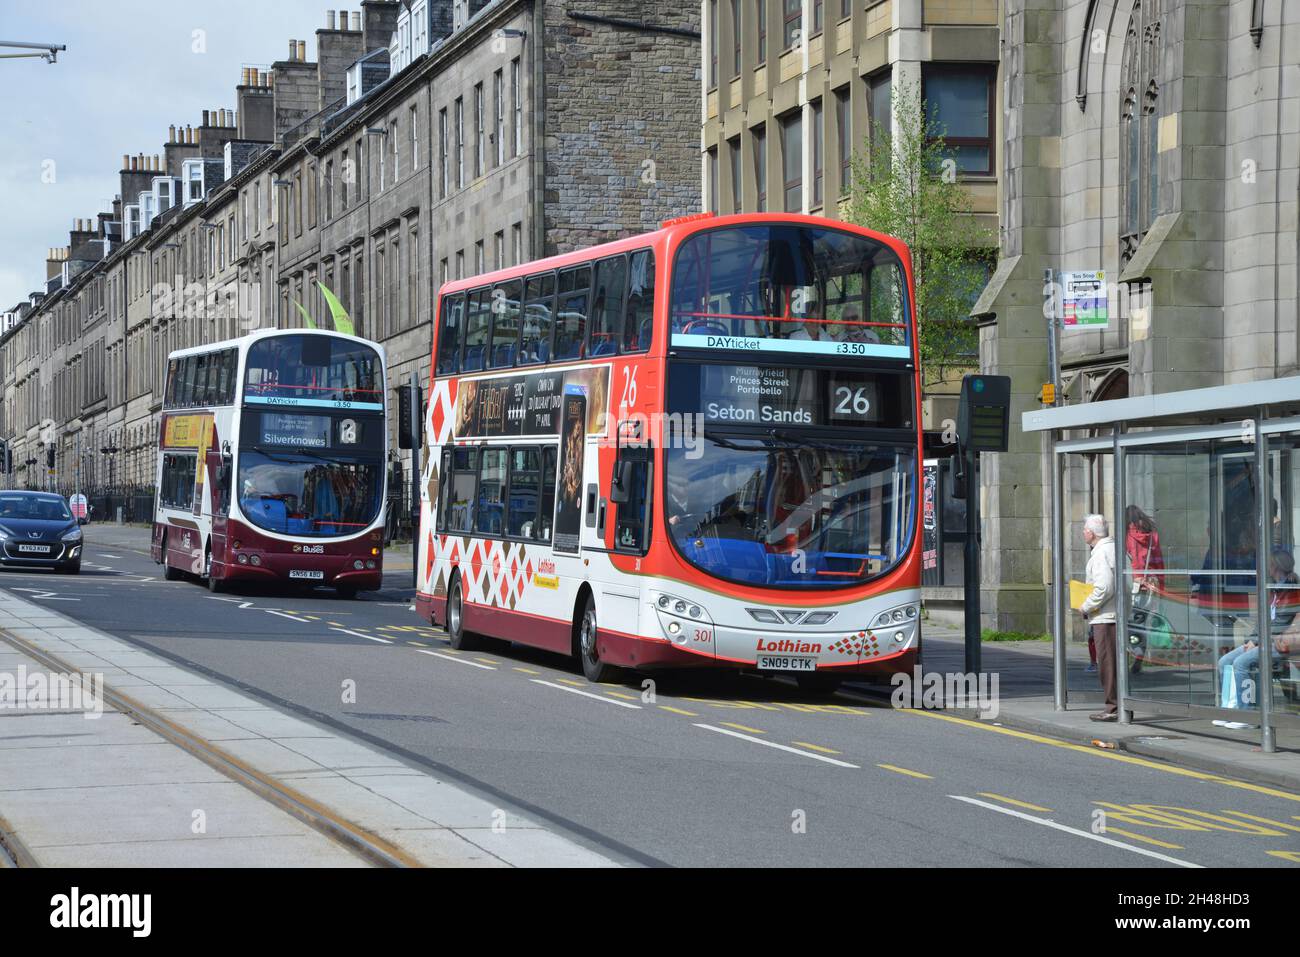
[{"x1": 1080, "y1": 514, "x2": 1118, "y2": 721}]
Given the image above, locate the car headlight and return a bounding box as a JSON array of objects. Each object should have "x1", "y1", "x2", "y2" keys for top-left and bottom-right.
[
  {"x1": 0, "y1": 526, "x2": 9, "y2": 541},
  {"x1": 62, "y1": 528, "x2": 83, "y2": 542}
]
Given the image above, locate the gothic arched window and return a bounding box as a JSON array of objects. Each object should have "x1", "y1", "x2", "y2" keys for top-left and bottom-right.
[{"x1": 1119, "y1": 0, "x2": 1161, "y2": 266}]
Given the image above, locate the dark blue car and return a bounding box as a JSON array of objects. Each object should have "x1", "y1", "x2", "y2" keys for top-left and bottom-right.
[{"x1": 0, "y1": 491, "x2": 83, "y2": 574}]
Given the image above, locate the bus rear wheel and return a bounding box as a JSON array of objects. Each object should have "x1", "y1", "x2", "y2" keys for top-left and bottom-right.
[
  {"x1": 577, "y1": 595, "x2": 620, "y2": 684},
  {"x1": 446, "y1": 574, "x2": 480, "y2": 650}
]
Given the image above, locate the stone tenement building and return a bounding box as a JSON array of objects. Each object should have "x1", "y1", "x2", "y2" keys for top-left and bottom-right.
[
  {"x1": 975, "y1": 0, "x2": 1300, "y2": 631},
  {"x1": 0, "y1": 0, "x2": 701, "y2": 501}
]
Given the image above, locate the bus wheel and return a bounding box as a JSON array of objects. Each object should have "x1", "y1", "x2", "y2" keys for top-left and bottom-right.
[
  {"x1": 205, "y1": 547, "x2": 224, "y2": 593},
  {"x1": 577, "y1": 595, "x2": 619, "y2": 684},
  {"x1": 795, "y1": 673, "x2": 842, "y2": 696},
  {"x1": 446, "y1": 574, "x2": 480, "y2": 650},
  {"x1": 162, "y1": 534, "x2": 182, "y2": 581}
]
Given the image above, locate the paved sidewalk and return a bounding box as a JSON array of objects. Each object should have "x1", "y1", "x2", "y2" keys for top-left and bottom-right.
[
  {"x1": 0, "y1": 643, "x2": 365, "y2": 867},
  {"x1": 908, "y1": 622, "x2": 1300, "y2": 793},
  {"x1": 0, "y1": 589, "x2": 617, "y2": 867}
]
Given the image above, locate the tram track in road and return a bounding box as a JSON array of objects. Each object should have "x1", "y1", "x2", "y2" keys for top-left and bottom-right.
[{"x1": 0, "y1": 627, "x2": 420, "y2": 869}]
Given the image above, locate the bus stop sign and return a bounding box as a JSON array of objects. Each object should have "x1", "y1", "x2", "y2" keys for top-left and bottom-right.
[{"x1": 957, "y1": 375, "x2": 1011, "y2": 453}]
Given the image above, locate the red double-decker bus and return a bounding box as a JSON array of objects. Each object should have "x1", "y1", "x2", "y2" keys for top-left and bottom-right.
[{"x1": 415, "y1": 212, "x2": 922, "y2": 692}]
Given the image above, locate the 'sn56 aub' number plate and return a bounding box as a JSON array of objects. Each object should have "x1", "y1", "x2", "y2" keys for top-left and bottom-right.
[
  {"x1": 756, "y1": 654, "x2": 817, "y2": 672},
  {"x1": 289, "y1": 569, "x2": 324, "y2": 580}
]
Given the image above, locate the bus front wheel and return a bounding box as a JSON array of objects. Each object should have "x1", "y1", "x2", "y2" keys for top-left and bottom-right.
[
  {"x1": 577, "y1": 595, "x2": 620, "y2": 684},
  {"x1": 206, "y1": 547, "x2": 224, "y2": 593},
  {"x1": 446, "y1": 574, "x2": 480, "y2": 651}
]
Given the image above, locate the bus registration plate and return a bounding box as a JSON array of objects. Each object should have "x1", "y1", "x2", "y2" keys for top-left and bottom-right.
[
  {"x1": 289, "y1": 569, "x2": 324, "y2": 580},
  {"x1": 756, "y1": 654, "x2": 817, "y2": 672}
]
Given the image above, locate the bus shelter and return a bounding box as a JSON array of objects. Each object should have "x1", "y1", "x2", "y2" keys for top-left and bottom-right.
[{"x1": 1023, "y1": 377, "x2": 1300, "y2": 753}]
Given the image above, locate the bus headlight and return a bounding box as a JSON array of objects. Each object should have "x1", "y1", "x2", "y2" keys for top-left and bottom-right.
[
  {"x1": 365, "y1": 560, "x2": 376, "y2": 569},
  {"x1": 250, "y1": 554, "x2": 261, "y2": 566},
  {"x1": 354, "y1": 560, "x2": 364, "y2": 570},
  {"x1": 875, "y1": 604, "x2": 919, "y2": 627},
  {"x1": 238, "y1": 554, "x2": 249, "y2": 564},
  {"x1": 651, "y1": 590, "x2": 712, "y2": 644}
]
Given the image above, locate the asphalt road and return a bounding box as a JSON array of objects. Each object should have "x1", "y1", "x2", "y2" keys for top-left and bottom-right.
[{"x1": 2, "y1": 537, "x2": 1298, "y2": 868}]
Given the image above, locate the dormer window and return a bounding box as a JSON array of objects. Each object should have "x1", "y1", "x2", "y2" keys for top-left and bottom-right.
[{"x1": 184, "y1": 161, "x2": 204, "y2": 204}]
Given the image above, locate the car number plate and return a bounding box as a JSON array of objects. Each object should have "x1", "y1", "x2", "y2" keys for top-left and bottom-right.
[
  {"x1": 756, "y1": 654, "x2": 817, "y2": 672},
  {"x1": 17, "y1": 544, "x2": 50, "y2": 553},
  {"x1": 289, "y1": 569, "x2": 324, "y2": 580}
]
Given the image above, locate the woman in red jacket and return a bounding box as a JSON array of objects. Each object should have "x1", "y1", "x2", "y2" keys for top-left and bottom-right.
[{"x1": 1124, "y1": 506, "x2": 1164, "y2": 674}]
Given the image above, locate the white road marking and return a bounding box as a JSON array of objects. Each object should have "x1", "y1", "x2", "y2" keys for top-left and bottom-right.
[
  {"x1": 330, "y1": 627, "x2": 392, "y2": 644},
  {"x1": 264, "y1": 609, "x2": 312, "y2": 623},
  {"x1": 694, "y1": 723, "x2": 860, "y2": 768},
  {"x1": 948, "y1": 795, "x2": 1204, "y2": 868},
  {"x1": 207, "y1": 596, "x2": 257, "y2": 609},
  {"x1": 8, "y1": 587, "x2": 79, "y2": 602},
  {"x1": 418, "y1": 649, "x2": 495, "y2": 669},
  {"x1": 530, "y1": 679, "x2": 642, "y2": 708},
  {"x1": 100, "y1": 554, "x2": 120, "y2": 559}
]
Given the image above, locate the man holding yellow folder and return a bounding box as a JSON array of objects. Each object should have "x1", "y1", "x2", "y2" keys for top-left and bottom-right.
[{"x1": 1078, "y1": 514, "x2": 1118, "y2": 721}]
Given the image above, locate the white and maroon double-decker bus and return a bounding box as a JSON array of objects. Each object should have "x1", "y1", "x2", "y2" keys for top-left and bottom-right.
[{"x1": 151, "y1": 329, "x2": 388, "y2": 597}]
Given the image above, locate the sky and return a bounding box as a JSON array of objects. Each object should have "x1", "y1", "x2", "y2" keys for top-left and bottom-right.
[{"x1": 0, "y1": 0, "x2": 334, "y2": 307}]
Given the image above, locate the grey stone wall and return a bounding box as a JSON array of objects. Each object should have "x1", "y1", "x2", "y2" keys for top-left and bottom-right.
[{"x1": 540, "y1": 1, "x2": 701, "y2": 254}]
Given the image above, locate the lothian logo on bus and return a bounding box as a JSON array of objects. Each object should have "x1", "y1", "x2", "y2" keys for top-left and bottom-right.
[{"x1": 756, "y1": 638, "x2": 823, "y2": 654}]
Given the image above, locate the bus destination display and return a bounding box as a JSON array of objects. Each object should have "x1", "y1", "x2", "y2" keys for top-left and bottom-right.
[{"x1": 688, "y1": 364, "x2": 910, "y2": 429}]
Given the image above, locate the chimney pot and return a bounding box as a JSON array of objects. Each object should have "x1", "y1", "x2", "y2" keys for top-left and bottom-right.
[
  {"x1": 351, "y1": 11, "x2": 360, "y2": 30},
  {"x1": 202, "y1": 109, "x2": 210, "y2": 126},
  {"x1": 169, "y1": 124, "x2": 176, "y2": 142},
  {"x1": 122, "y1": 153, "x2": 129, "y2": 169},
  {"x1": 289, "y1": 39, "x2": 297, "y2": 60},
  {"x1": 297, "y1": 40, "x2": 306, "y2": 61},
  {"x1": 327, "y1": 10, "x2": 336, "y2": 30},
  {"x1": 251, "y1": 67, "x2": 259, "y2": 86}
]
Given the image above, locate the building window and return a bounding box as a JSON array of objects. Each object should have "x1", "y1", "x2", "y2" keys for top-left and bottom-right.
[
  {"x1": 782, "y1": 0, "x2": 800, "y2": 49},
  {"x1": 474, "y1": 82, "x2": 485, "y2": 179},
  {"x1": 869, "y1": 69, "x2": 892, "y2": 164},
  {"x1": 835, "y1": 86, "x2": 851, "y2": 195},
  {"x1": 756, "y1": 0, "x2": 766, "y2": 64},
  {"x1": 493, "y1": 69, "x2": 505, "y2": 167},
  {"x1": 922, "y1": 65, "x2": 995, "y2": 175},
  {"x1": 512, "y1": 222, "x2": 522, "y2": 265},
  {"x1": 780, "y1": 110, "x2": 802, "y2": 212},
  {"x1": 811, "y1": 98, "x2": 824, "y2": 206},
  {"x1": 455, "y1": 97, "x2": 464, "y2": 188},
  {"x1": 438, "y1": 108, "x2": 448, "y2": 198},
  {"x1": 494, "y1": 230, "x2": 504, "y2": 270},
  {"x1": 728, "y1": 136, "x2": 742, "y2": 212},
  {"x1": 707, "y1": 147, "x2": 719, "y2": 213},
  {"x1": 392, "y1": 118, "x2": 400, "y2": 181},
  {"x1": 456, "y1": 249, "x2": 464, "y2": 279},
  {"x1": 1120, "y1": 0, "x2": 1162, "y2": 265},
  {"x1": 511, "y1": 57, "x2": 523, "y2": 156},
  {"x1": 731, "y1": 0, "x2": 742, "y2": 78},
  {"x1": 324, "y1": 162, "x2": 333, "y2": 220},
  {"x1": 753, "y1": 124, "x2": 767, "y2": 211},
  {"x1": 709, "y1": 0, "x2": 719, "y2": 88},
  {"x1": 474, "y1": 240, "x2": 484, "y2": 275},
  {"x1": 410, "y1": 104, "x2": 419, "y2": 169}
]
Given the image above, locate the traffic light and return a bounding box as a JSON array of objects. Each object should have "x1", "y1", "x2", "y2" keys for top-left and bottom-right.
[
  {"x1": 46, "y1": 446, "x2": 55, "y2": 469},
  {"x1": 0, "y1": 441, "x2": 9, "y2": 474},
  {"x1": 397, "y1": 380, "x2": 422, "y2": 451}
]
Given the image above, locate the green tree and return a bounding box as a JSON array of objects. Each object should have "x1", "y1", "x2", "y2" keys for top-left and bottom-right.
[{"x1": 842, "y1": 81, "x2": 994, "y2": 385}]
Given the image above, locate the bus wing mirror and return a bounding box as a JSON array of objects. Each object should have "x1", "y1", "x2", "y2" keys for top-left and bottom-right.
[{"x1": 609, "y1": 460, "x2": 632, "y2": 504}]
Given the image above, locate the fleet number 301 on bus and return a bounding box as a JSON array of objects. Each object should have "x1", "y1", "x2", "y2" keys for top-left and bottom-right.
[
  {"x1": 416, "y1": 212, "x2": 922, "y2": 693},
  {"x1": 151, "y1": 329, "x2": 388, "y2": 597}
]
